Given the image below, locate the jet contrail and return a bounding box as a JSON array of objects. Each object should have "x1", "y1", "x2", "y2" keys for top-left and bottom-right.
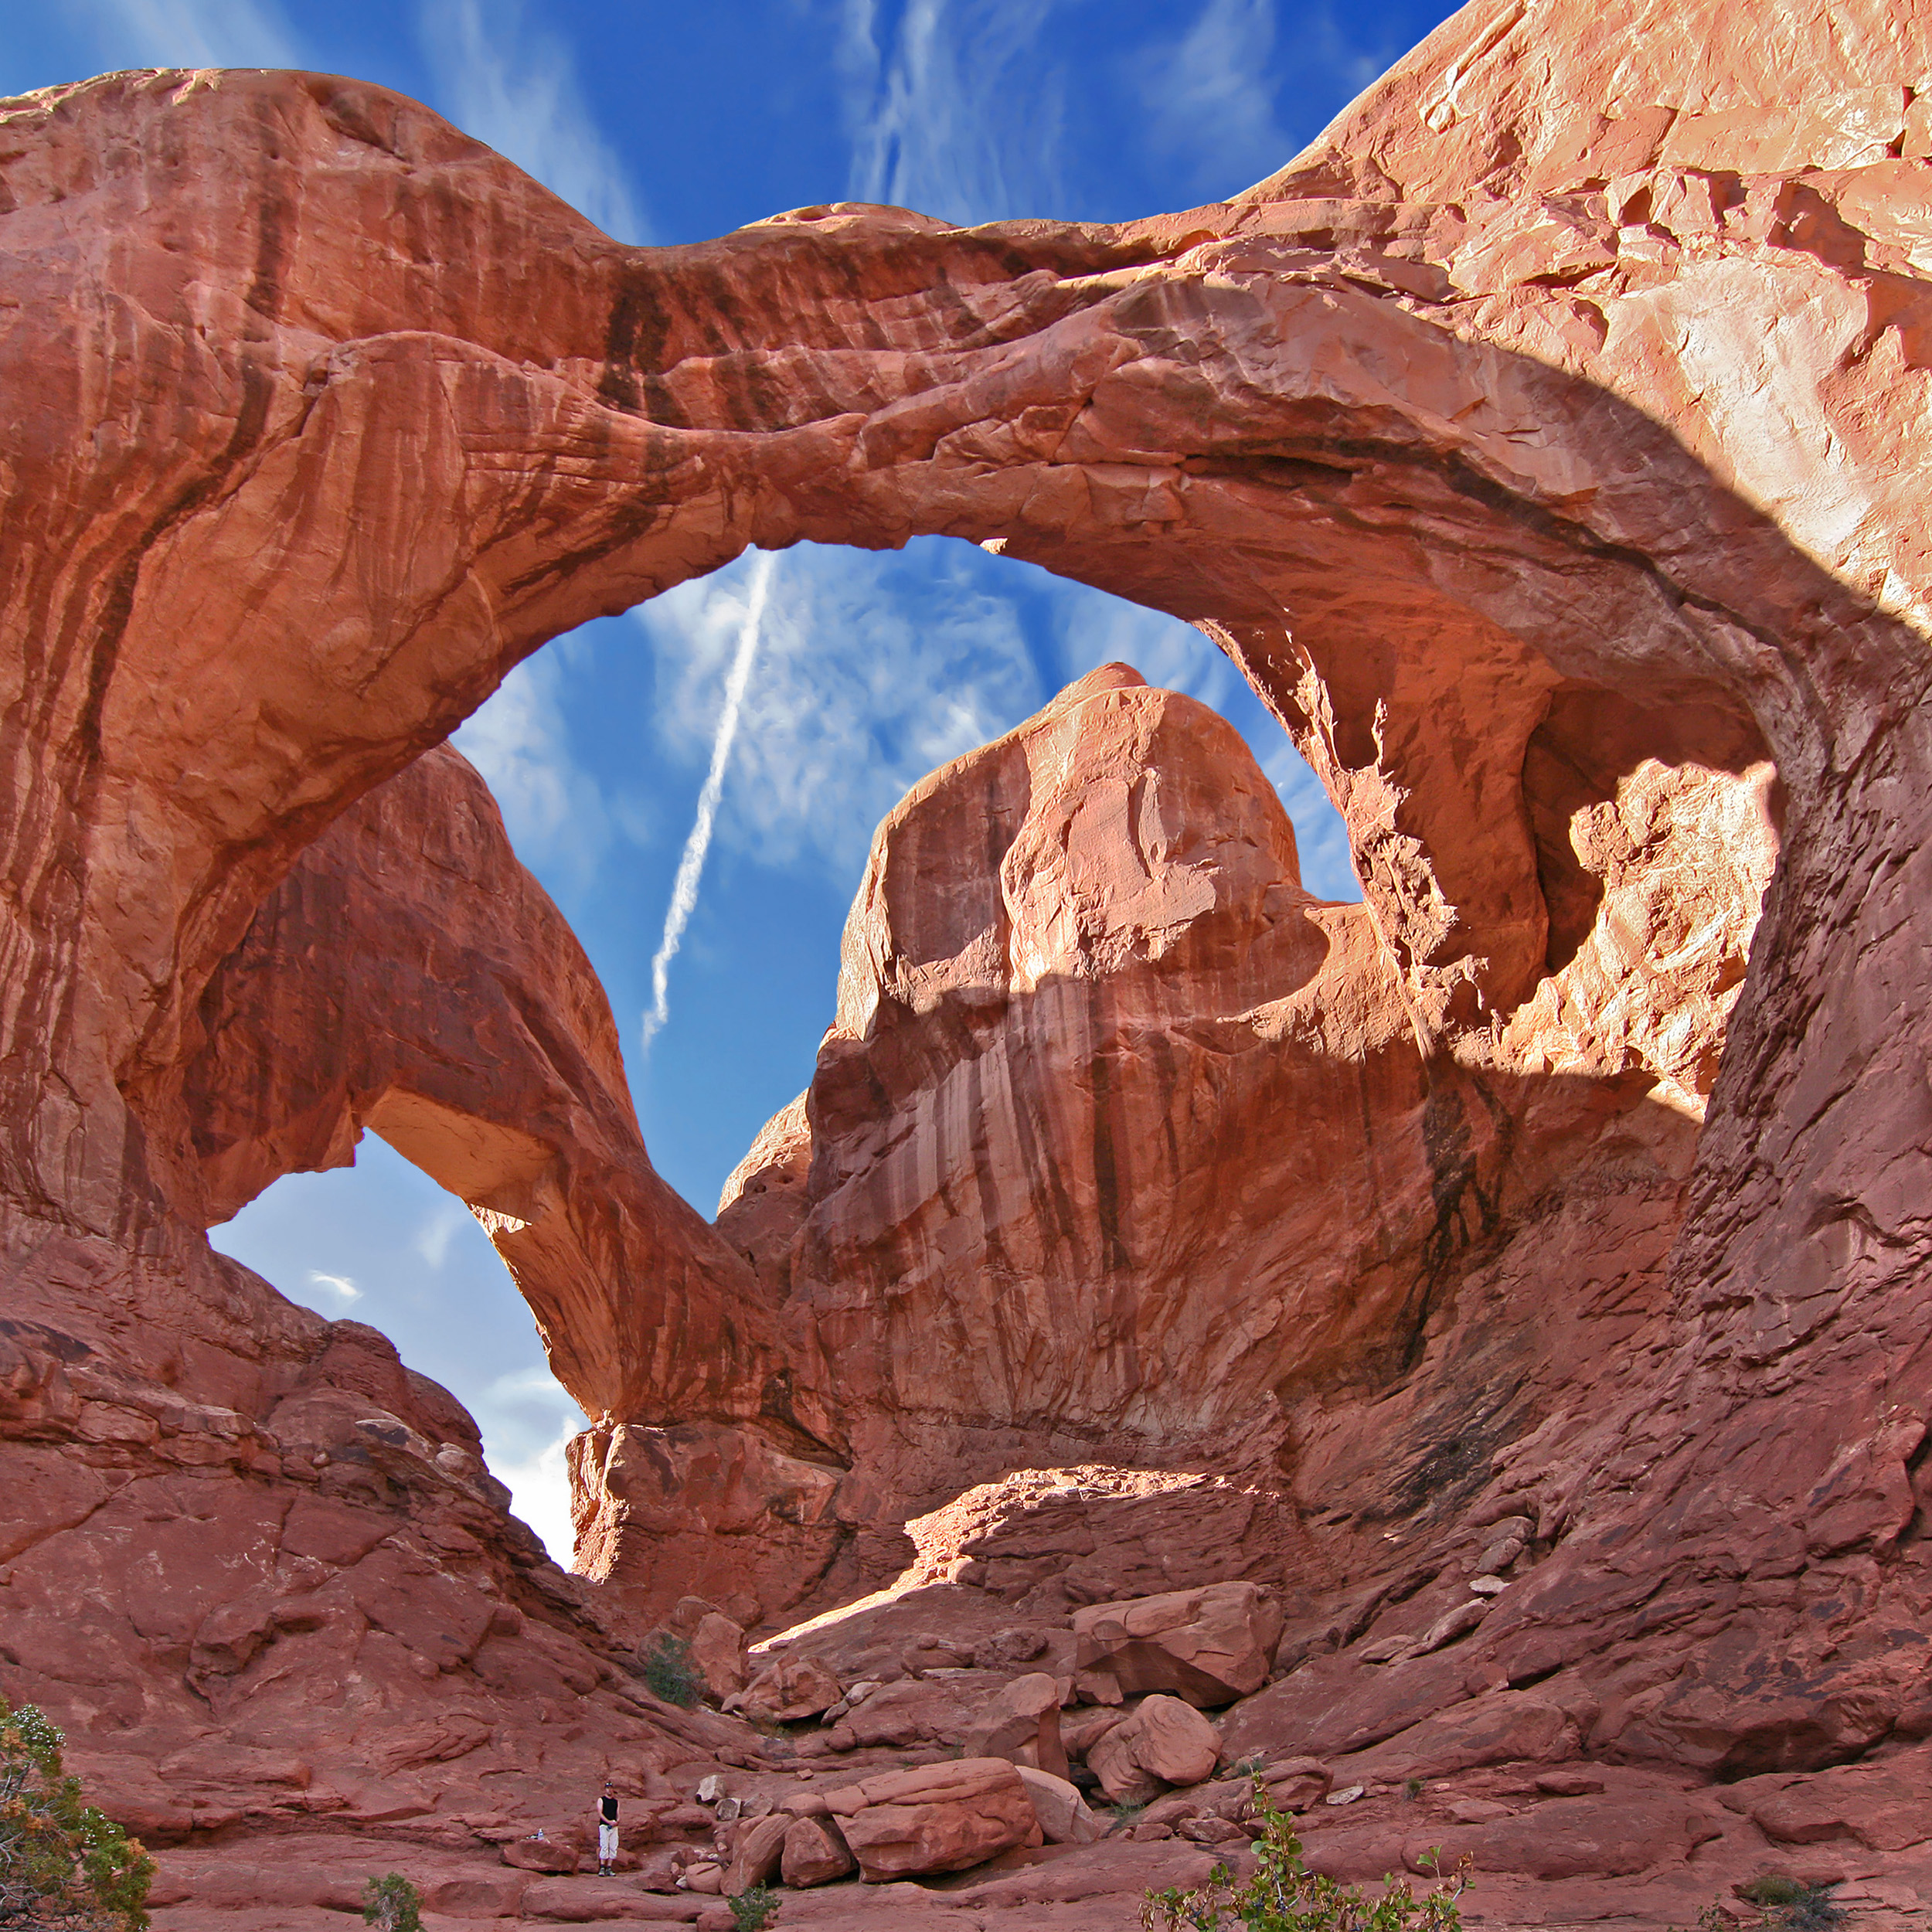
[{"x1": 641, "y1": 550, "x2": 777, "y2": 1051}]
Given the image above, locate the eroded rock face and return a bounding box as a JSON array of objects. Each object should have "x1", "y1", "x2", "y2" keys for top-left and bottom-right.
[{"x1": 6, "y1": 0, "x2": 1932, "y2": 1904}]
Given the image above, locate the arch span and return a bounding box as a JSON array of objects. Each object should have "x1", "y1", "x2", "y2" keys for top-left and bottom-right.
[{"x1": 5, "y1": 0, "x2": 1932, "y2": 1773}]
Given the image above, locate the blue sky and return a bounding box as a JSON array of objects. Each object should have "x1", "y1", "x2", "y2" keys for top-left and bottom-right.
[{"x1": 3, "y1": 0, "x2": 1461, "y2": 1557}]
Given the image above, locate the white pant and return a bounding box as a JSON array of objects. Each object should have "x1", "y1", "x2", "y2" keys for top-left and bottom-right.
[{"x1": 598, "y1": 1823, "x2": 618, "y2": 1862}]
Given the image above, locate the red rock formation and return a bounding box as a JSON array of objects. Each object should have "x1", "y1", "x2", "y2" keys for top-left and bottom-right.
[{"x1": 5, "y1": 0, "x2": 1932, "y2": 1914}]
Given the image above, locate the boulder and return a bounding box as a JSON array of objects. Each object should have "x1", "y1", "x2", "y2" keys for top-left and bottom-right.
[
  {"x1": 1015, "y1": 1765, "x2": 1105, "y2": 1845},
  {"x1": 1403, "y1": 1793, "x2": 1724, "y2": 1879},
  {"x1": 722, "y1": 1813, "x2": 790, "y2": 1896},
  {"x1": 1260, "y1": 1757, "x2": 1333, "y2": 1813},
  {"x1": 1090, "y1": 1696, "x2": 1223, "y2": 1799},
  {"x1": 828, "y1": 1757, "x2": 1041, "y2": 1880},
  {"x1": 963, "y1": 1671, "x2": 1070, "y2": 1780},
  {"x1": 1074, "y1": 1583, "x2": 1284, "y2": 1706},
  {"x1": 1716, "y1": 1757, "x2": 1932, "y2": 1852},
  {"x1": 1087, "y1": 1729, "x2": 1165, "y2": 1808},
  {"x1": 688, "y1": 1611, "x2": 750, "y2": 1703},
  {"x1": 1063, "y1": 1709, "x2": 1128, "y2": 1761},
  {"x1": 739, "y1": 1653, "x2": 842, "y2": 1724},
  {"x1": 781, "y1": 1815, "x2": 858, "y2": 1886},
  {"x1": 502, "y1": 1835, "x2": 580, "y2": 1875},
  {"x1": 1332, "y1": 1692, "x2": 1571, "y2": 1784}
]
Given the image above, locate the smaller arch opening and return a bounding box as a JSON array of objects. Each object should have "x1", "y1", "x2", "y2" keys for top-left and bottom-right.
[{"x1": 209, "y1": 1131, "x2": 588, "y2": 1563}]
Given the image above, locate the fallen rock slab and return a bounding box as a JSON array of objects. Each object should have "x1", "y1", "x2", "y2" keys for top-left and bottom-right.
[
  {"x1": 965, "y1": 1670, "x2": 1070, "y2": 1779},
  {"x1": 503, "y1": 1836, "x2": 581, "y2": 1874},
  {"x1": 781, "y1": 1814, "x2": 857, "y2": 1886},
  {"x1": 737, "y1": 1653, "x2": 842, "y2": 1723},
  {"x1": 1090, "y1": 1695, "x2": 1223, "y2": 1799},
  {"x1": 1715, "y1": 1750, "x2": 1932, "y2": 1851},
  {"x1": 519, "y1": 1876, "x2": 708, "y2": 1922},
  {"x1": 828, "y1": 1757, "x2": 1042, "y2": 1879},
  {"x1": 1015, "y1": 1764, "x2": 1105, "y2": 1844},
  {"x1": 722, "y1": 1812, "x2": 791, "y2": 1896},
  {"x1": 1332, "y1": 1691, "x2": 1572, "y2": 1784},
  {"x1": 1406, "y1": 1792, "x2": 1726, "y2": 1879},
  {"x1": 1074, "y1": 1583, "x2": 1284, "y2": 1706}
]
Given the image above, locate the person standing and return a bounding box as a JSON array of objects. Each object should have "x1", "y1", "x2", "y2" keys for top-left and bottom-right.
[{"x1": 596, "y1": 1781, "x2": 619, "y2": 1876}]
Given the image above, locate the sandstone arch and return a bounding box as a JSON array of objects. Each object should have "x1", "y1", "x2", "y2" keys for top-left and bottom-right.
[{"x1": 3, "y1": 0, "x2": 1932, "y2": 1798}]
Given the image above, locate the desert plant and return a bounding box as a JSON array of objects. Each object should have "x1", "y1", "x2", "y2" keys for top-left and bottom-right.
[
  {"x1": 1111, "y1": 1798, "x2": 1147, "y2": 1830},
  {"x1": 1141, "y1": 1779, "x2": 1471, "y2": 1932},
  {"x1": 0, "y1": 1698, "x2": 153, "y2": 1932},
  {"x1": 1672, "y1": 1879, "x2": 1843, "y2": 1932},
  {"x1": 639, "y1": 1632, "x2": 706, "y2": 1709},
  {"x1": 1404, "y1": 1778, "x2": 1424, "y2": 1801},
  {"x1": 727, "y1": 1883, "x2": 780, "y2": 1930},
  {"x1": 360, "y1": 1872, "x2": 423, "y2": 1932}
]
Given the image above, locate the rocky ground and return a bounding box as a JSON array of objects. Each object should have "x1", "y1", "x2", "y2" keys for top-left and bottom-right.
[{"x1": 134, "y1": 1564, "x2": 1932, "y2": 1930}]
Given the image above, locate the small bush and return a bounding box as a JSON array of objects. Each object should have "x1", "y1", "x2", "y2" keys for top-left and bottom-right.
[
  {"x1": 727, "y1": 1883, "x2": 780, "y2": 1930},
  {"x1": 1142, "y1": 1779, "x2": 1471, "y2": 1932},
  {"x1": 0, "y1": 1697, "x2": 154, "y2": 1932},
  {"x1": 639, "y1": 1633, "x2": 706, "y2": 1709},
  {"x1": 1675, "y1": 1879, "x2": 1843, "y2": 1932},
  {"x1": 361, "y1": 1872, "x2": 423, "y2": 1932},
  {"x1": 1111, "y1": 1798, "x2": 1147, "y2": 1830}
]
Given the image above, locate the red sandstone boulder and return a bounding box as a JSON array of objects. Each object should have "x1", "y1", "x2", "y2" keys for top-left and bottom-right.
[
  {"x1": 963, "y1": 1671, "x2": 1070, "y2": 1779},
  {"x1": 737, "y1": 1653, "x2": 842, "y2": 1724},
  {"x1": 826, "y1": 1758, "x2": 1042, "y2": 1880},
  {"x1": 686, "y1": 1611, "x2": 750, "y2": 1704},
  {"x1": 1075, "y1": 1583, "x2": 1284, "y2": 1706},
  {"x1": 1014, "y1": 1765, "x2": 1105, "y2": 1845},
  {"x1": 722, "y1": 1813, "x2": 791, "y2": 1896},
  {"x1": 781, "y1": 1815, "x2": 858, "y2": 1886},
  {"x1": 1089, "y1": 1696, "x2": 1223, "y2": 1800},
  {"x1": 1406, "y1": 1793, "x2": 1726, "y2": 1879},
  {"x1": 502, "y1": 1835, "x2": 580, "y2": 1875},
  {"x1": 1716, "y1": 1751, "x2": 1932, "y2": 1852}
]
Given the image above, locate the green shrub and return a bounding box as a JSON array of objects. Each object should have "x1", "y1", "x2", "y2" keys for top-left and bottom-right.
[
  {"x1": 727, "y1": 1883, "x2": 780, "y2": 1930},
  {"x1": 639, "y1": 1633, "x2": 706, "y2": 1709},
  {"x1": 0, "y1": 1697, "x2": 154, "y2": 1932},
  {"x1": 1141, "y1": 1780, "x2": 1471, "y2": 1932},
  {"x1": 1671, "y1": 1880, "x2": 1842, "y2": 1932},
  {"x1": 361, "y1": 1872, "x2": 423, "y2": 1932}
]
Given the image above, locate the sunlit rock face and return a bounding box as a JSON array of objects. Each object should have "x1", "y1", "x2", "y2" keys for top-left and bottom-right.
[
  {"x1": 2, "y1": 0, "x2": 1932, "y2": 1839},
  {"x1": 703, "y1": 657, "x2": 1772, "y2": 1622}
]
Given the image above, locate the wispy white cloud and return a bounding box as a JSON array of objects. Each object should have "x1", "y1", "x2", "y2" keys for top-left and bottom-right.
[
  {"x1": 836, "y1": 0, "x2": 1066, "y2": 222},
  {"x1": 306, "y1": 1269, "x2": 362, "y2": 1302},
  {"x1": 416, "y1": 0, "x2": 648, "y2": 243},
  {"x1": 72, "y1": 0, "x2": 300, "y2": 67},
  {"x1": 1136, "y1": 0, "x2": 1401, "y2": 199},
  {"x1": 471, "y1": 1366, "x2": 588, "y2": 1565},
  {"x1": 410, "y1": 1202, "x2": 469, "y2": 1273},
  {"x1": 1137, "y1": 0, "x2": 1291, "y2": 197},
  {"x1": 637, "y1": 543, "x2": 1042, "y2": 885},
  {"x1": 634, "y1": 537, "x2": 1359, "y2": 902},
  {"x1": 641, "y1": 553, "x2": 777, "y2": 1049},
  {"x1": 453, "y1": 649, "x2": 614, "y2": 896}
]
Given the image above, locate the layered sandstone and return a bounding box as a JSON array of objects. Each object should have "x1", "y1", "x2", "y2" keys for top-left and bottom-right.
[{"x1": 2, "y1": 0, "x2": 1932, "y2": 1916}]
